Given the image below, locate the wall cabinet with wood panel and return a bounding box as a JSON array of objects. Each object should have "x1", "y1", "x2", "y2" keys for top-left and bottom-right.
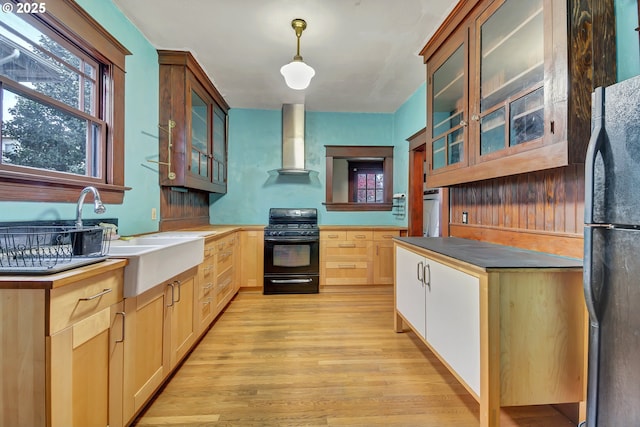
[
  {"x1": 320, "y1": 227, "x2": 402, "y2": 286},
  {"x1": 421, "y1": 0, "x2": 615, "y2": 187},
  {"x1": 158, "y1": 50, "x2": 229, "y2": 193},
  {"x1": 394, "y1": 238, "x2": 585, "y2": 427},
  {"x1": 0, "y1": 260, "x2": 126, "y2": 427}
]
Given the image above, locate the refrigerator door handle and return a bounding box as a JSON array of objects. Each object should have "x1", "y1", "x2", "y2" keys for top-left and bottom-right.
[
  {"x1": 583, "y1": 225, "x2": 600, "y2": 325},
  {"x1": 584, "y1": 86, "x2": 606, "y2": 226}
]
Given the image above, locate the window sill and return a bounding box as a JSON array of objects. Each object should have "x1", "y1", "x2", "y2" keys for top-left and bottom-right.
[
  {"x1": 0, "y1": 170, "x2": 130, "y2": 204},
  {"x1": 323, "y1": 202, "x2": 393, "y2": 212}
]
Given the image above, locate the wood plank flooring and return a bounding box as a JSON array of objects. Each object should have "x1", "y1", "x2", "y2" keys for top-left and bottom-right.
[{"x1": 132, "y1": 288, "x2": 576, "y2": 427}]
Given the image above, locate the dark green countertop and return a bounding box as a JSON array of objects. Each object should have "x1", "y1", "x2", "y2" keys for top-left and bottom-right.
[{"x1": 395, "y1": 237, "x2": 583, "y2": 269}]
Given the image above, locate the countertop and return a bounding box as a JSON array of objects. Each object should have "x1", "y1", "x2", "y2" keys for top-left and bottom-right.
[
  {"x1": 0, "y1": 258, "x2": 128, "y2": 289},
  {"x1": 395, "y1": 237, "x2": 582, "y2": 269}
]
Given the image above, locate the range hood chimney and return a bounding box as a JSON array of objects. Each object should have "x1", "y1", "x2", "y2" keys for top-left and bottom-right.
[{"x1": 278, "y1": 104, "x2": 310, "y2": 175}]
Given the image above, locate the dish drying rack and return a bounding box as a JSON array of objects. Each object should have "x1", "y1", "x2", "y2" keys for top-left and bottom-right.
[{"x1": 0, "y1": 225, "x2": 113, "y2": 272}]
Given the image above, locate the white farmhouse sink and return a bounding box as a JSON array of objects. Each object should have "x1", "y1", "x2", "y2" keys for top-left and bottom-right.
[{"x1": 108, "y1": 234, "x2": 204, "y2": 297}]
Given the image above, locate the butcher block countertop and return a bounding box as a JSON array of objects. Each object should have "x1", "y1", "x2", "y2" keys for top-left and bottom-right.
[
  {"x1": 0, "y1": 258, "x2": 128, "y2": 289},
  {"x1": 395, "y1": 237, "x2": 582, "y2": 270}
]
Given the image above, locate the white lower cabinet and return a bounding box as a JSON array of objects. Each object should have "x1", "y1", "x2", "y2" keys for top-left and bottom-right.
[
  {"x1": 395, "y1": 246, "x2": 427, "y2": 338},
  {"x1": 425, "y1": 256, "x2": 480, "y2": 395},
  {"x1": 395, "y1": 245, "x2": 480, "y2": 395},
  {"x1": 395, "y1": 239, "x2": 586, "y2": 427}
]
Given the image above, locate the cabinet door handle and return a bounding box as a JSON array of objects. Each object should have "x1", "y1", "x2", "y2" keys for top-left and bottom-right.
[
  {"x1": 167, "y1": 283, "x2": 175, "y2": 307},
  {"x1": 417, "y1": 261, "x2": 424, "y2": 284},
  {"x1": 115, "y1": 311, "x2": 125, "y2": 343},
  {"x1": 424, "y1": 263, "x2": 431, "y2": 290},
  {"x1": 80, "y1": 288, "x2": 112, "y2": 301},
  {"x1": 174, "y1": 280, "x2": 182, "y2": 303}
]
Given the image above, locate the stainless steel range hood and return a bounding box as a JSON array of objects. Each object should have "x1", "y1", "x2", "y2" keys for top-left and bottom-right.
[{"x1": 278, "y1": 104, "x2": 310, "y2": 175}]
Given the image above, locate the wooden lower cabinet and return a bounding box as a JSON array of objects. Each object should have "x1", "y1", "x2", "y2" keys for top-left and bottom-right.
[
  {"x1": 0, "y1": 261, "x2": 125, "y2": 427},
  {"x1": 121, "y1": 267, "x2": 197, "y2": 426},
  {"x1": 372, "y1": 230, "x2": 400, "y2": 284},
  {"x1": 238, "y1": 229, "x2": 263, "y2": 289},
  {"x1": 394, "y1": 240, "x2": 585, "y2": 427},
  {"x1": 321, "y1": 228, "x2": 402, "y2": 286}
]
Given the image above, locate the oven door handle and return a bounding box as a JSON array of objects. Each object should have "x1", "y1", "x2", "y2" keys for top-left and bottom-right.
[
  {"x1": 269, "y1": 278, "x2": 314, "y2": 284},
  {"x1": 264, "y1": 237, "x2": 319, "y2": 243}
]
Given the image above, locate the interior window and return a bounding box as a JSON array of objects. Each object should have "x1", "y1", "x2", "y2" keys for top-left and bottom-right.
[
  {"x1": 324, "y1": 145, "x2": 393, "y2": 211},
  {"x1": 0, "y1": 1, "x2": 129, "y2": 203}
]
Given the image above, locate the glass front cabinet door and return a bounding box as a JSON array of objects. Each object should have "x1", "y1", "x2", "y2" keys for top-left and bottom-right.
[
  {"x1": 475, "y1": 0, "x2": 544, "y2": 160},
  {"x1": 427, "y1": 30, "x2": 468, "y2": 177},
  {"x1": 421, "y1": 0, "x2": 608, "y2": 188},
  {"x1": 159, "y1": 50, "x2": 229, "y2": 193}
]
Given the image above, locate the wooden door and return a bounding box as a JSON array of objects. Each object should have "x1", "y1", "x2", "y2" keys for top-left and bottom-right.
[
  {"x1": 122, "y1": 285, "x2": 169, "y2": 424},
  {"x1": 169, "y1": 274, "x2": 196, "y2": 368},
  {"x1": 49, "y1": 308, "x2": 111, "y2": 427}
]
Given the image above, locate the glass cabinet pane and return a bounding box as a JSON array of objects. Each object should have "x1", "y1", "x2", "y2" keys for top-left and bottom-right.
[
  {"x1": 213, "y1": 105, "x2": 226, "y2": 184},
  {"x1": 479, "y1": 0, "x2": 544, "y2": 155},
  {"x1": 431, "y1": 44, "x2": 464, "y2": 170},
  {"x1": 190, "y1": 89, "x2": 210, "y2": 177}
]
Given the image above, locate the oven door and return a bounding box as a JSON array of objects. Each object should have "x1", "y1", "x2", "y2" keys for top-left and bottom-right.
[{"x1": 264, "y1": 236, "x2": 319, "y2": 276}]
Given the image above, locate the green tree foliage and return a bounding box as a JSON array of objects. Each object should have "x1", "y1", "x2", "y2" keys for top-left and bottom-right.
[{"x1": 2, "y1": 36, "x2": 87, "y2": 175}]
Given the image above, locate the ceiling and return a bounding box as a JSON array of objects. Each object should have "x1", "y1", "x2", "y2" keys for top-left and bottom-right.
[{"x1": 112, "y1": 0, "x2": 457, "y2": 113}]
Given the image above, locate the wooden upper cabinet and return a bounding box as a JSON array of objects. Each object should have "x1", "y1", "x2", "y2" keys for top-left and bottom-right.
[
  {"x1": 422, "y1": 0, "x2": 616, "y2": 187},
  {"x1": 158, "y1": 50, "x2": 229, "y2": 193}
]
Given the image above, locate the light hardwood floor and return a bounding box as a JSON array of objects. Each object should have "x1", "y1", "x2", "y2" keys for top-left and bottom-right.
[{"x1": 132, "y1": 288, "x2": 576, "y2": 427}]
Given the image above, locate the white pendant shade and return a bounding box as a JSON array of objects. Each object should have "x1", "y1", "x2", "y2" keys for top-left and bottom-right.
[{"x1": 280, "y1": 60, "x2": 315, "y2": 90}]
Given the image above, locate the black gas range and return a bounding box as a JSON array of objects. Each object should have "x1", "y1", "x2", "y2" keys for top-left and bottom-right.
[{"x1": 263, "y1": 208, "x2": 319, "y2": 294}]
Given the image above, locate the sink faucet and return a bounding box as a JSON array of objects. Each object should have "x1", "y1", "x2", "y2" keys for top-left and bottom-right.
[{"x1": 75, "y1": 186, "x2": 106, "y2": 229}]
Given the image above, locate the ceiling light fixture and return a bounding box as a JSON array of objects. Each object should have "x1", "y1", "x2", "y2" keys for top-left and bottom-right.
[{"x1": 280, "y1": 18, "x2": 315, "y2": 90}]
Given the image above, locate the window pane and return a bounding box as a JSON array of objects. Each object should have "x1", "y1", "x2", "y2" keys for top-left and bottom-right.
[
  {"x1": 367, "y1": 173, "x2": 375, "y2": 189},
  {"x1": 357, "y1": 189, "x2": 366, "y2": 203},
  {"x1": 0, "y1": 16, "x2": 97, "y2": 114},
  {"x1": 376, "y1": 173, "x2": 383, "y2": 188},
  {"x1": 1, "y1": 88, "x2": 100, "y2": 177},
  {"x1": 358, "y1": 173, "x2": 366, "y2": 189}
]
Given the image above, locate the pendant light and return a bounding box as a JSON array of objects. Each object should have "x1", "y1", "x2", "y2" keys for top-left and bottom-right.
[{"x1": 280, "y1": 18, "x2": 315, "y2": 90}]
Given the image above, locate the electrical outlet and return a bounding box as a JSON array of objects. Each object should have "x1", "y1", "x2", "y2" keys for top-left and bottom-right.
[
  {"x1": 151, "y1": 207, "x2": 157, "y2": 220},
  {"x1": 462, "y1": 211, "x2": 468, "y2": 224}
]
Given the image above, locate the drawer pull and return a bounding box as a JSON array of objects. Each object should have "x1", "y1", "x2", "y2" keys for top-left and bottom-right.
[
  {"x1": 338, "y1": 243, "x2": 356, "y2": 248},
  {"x1": 382, "y1": 234, "x2": 394, "y2": 238},
  {"x1": 339, "y1": 264, "x2": 357, "y2": 269},
  {"x1": 115, "y1": 311, "x2": 125, "y2": 343},
  {"x1": 354, "y1": 234, "x2": 367, "y2": 239},
  {"x1": 327, "y1": 234, "x2": 340, "y2": 239},
  {"x1": 167, "y1": 282, "x2": 175, "y2": 307},
  {"x1": 79, "y1": 288, "x2": 112, "y2": 301}
]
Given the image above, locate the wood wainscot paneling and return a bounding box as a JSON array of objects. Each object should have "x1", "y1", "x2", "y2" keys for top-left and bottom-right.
[
  {"x1": 449, "y1": 165, "x2": 584, "y2": 259},
  {"x1": 159, "y1": 187, "x2": 209, "y2": 231}
]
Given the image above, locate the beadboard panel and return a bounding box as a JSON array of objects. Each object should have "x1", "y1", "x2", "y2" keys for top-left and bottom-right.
[{"x1": 449, "y1": 165, "x2": 584, "y2": 258}]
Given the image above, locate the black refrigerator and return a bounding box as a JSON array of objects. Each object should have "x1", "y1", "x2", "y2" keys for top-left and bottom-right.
[{"x1": 584, "y1": 74, "x2": 640, "y2": 426}]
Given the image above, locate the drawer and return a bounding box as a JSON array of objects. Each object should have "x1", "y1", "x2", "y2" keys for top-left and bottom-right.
[
  {"x1": 322, "y1": 240, "x2": 371, "y2": 259},
  {"x1": 215, "y1": 267, "x2": 234, "y2": 305},
  {"x1": 346, "y1": 230, "x2": 372, "y2": 241},
  {"x1": 323, "y1": 261, "x2": 370, "y2": 285},
  {"x1": 203, "y1": 240, "x2": 216, "y2": 258},
  {"x1": 216, "y1": 247, "x2": 234, "y2": 272},
  {"x1": 321, "y1": 231, "x2": 346, "y2": 240},
  {"x1": 49, "y1": 268, "x2": 124, "y2": 334},
  {"x1": 199, "y1": 278, "x2": 214, "y2": 299},
  {"x1": 373, "y1": 230, "x2": 400, "y2": 240},
  {"x1": 200, "y1": 259, "x2": 214, "y2": 280}
]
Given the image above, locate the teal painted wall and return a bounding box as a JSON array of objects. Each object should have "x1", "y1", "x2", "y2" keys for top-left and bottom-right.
[
  {"x1": 211, "y1": 84, "x2": 426, "y2": 226},
  {"x1": 211, "y1": 109, "x2": 413, "y2": 225},
  {"x1": 616, "y1": 0, "x2": 640, "y2": 80},
  {"x1": 0, "y1": 0, "x2": 160, "y2": 236}
]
